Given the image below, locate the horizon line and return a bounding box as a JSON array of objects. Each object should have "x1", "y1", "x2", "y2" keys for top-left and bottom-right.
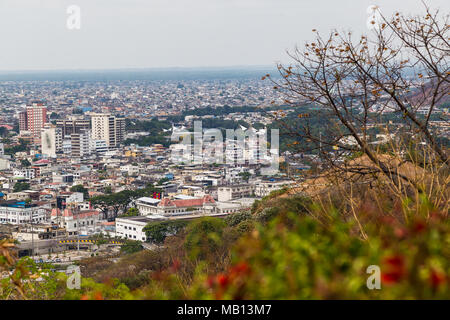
[{"x1": 0, "y1": 64, "x2": 279, "y2": 74}]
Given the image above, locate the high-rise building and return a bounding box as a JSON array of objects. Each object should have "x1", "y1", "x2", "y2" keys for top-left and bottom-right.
[
  {"x1": 20, "y1": 103, "x2": 48, "y2": 144},
  {"x1": 71, "y1": 130, "x2": 92, "y2": 158},
  {"x1": 90, "y1": 113, "x2": 125, "y2": 148},
  {"x1": 55, "y1": 118, "x2": 91, "y2": 139},
  {"x1": 19, "y1": 111, "x2": 28, "y2": 132}
]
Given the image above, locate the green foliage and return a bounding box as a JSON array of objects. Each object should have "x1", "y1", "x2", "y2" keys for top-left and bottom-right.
[
  {"x1": 125, "y1": 207, "x2": 139, "y2": 217},
  {"x1": 120, "y1": 240, "x2": 144, "y2": 255},
  {"x1": 124, "y1": 118, "x2": 172, "y2": 147},
  {"x1": 4, "y1": 139, "x2": 29, "y2": 156},
  {"x1": 143, "y1": 220, "x2": 188, "y2": 244},
  {"x1": 2, "y1": 193, "x2": 448, "y2": 300},
  {"x1": 184, "y1": 217, "x2": 227, "y2": 260},
  {"x1": 13, "y1": 182, "x2": 30, "y2": 192},
  {"x1": 90, "y1": 184, "x2": 160, "y2": 219},
  {"x1": 225, "y1": 211, "x2": 252, "y2": 227},
  {"x1": 234, "y1": 220, "x2": 255, "y2": 235},
  {"x1": 238, "y1": 171, "x2": 251, "y2": 182},
  {"x1": 104, "y1": 186, "x2": 113, "y2": 194},
  {"x1": 190, "y1": 209, "x2": 449, "y2": 299},
  {"x1": 62, "y1": 276, "x2": 133, "y2": 300},
  {"x1": 21, "y1": 159, "x2": 31, "y2": 167},
  {"x1": 0, "y1": 245, "x2": 62, "y2": 300}
]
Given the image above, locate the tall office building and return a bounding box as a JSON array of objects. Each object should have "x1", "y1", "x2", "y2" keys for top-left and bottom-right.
[
  {"x1": 19, "y1": 111, "x2": 28, "y2": 132},
  {"x1": 71, "y1": 130, "x2": 92, "y2": 158},
  {"x1": 55, "y1": 118, "x2": 91, "y2": 139},
  {"x1": 20, "y1": 103, "x2": 48, "y2": 144},
  {"x1": 91, "y1": 113, "x2": 125, "y2": 148}
]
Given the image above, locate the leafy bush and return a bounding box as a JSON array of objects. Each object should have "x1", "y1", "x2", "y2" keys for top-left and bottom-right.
[
  {"x1": 184, "y1": 217, "x2": 227, "y2": 260},
  {"x1": 1, "y1": 194, "x2": 448, "y2": 300},
  {"x1": 189, "y1": 207, "x2": 449, "y2": 299},
  {"x1": 120, "y1": 240, "x2": 143, "y2": 255},
  {"x1": 144, "y1": 220, "x2": 188, "y2": 244},
  {"x1": 225, "y1": 211, "x2": 252, "y2": 227}
]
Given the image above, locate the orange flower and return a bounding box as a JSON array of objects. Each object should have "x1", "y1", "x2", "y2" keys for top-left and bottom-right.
[{"x1": 94, "y1": 291, "x2": 104, "y2": 300}]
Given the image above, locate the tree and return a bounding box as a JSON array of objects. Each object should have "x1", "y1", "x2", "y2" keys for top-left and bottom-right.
[
  {"x1": 118, "y1": 207, "x2": 140, "y2": 218},
  {"x1": 143, "y1": 220, "x2": 188, "y2": 244},
  {"x1": 13, "y1": 182, "x2": 30, "y2": 192},
  {"x1": 238, "y1": 171, "x2": 251, "y2": 182},
  {"x1": 184, "y1": 217, "x2": 226, "y2": 260},
  {"x1": 225, "y1": 211, "x2": 253, "y2": 227},
  {"x1": 120, "y1": 240, "x2": 143, "y2": 254},
  {"x1": 266, "y1": 4, "x2": 448, "y2": 196},
  {"x1": 126, "y1": 207, "x2": 139, "y2": 216},
  {"x1": 90, "y1": 185, "x2": 161, "y2": 220},
  {"x1": 20, "y1": 159, "x2": 31, "y2": 167}
]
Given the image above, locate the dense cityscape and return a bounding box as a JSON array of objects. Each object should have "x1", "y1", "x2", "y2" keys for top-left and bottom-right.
[{"x1": 0, "y1": 0, "x2": 448, "y2": 305}]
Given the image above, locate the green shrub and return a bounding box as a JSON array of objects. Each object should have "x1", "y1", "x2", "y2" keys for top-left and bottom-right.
[
  {"x1": 143, "y1": 220, "x2": 188, "y2": 244},
  {"x1": 184, "y1": 217, "x2": 226, "y2": 260},
  {"x1": 120, "y1": 240, "x2": 143, "y2": 255},
  {"x1": 225, "y1": 211, "x2": 252, "y2": 227}
]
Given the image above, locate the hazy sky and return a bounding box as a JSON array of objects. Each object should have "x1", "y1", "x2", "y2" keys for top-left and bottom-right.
[{"x1": 0, "y1": 0, "x2": 448, "y2": 71}]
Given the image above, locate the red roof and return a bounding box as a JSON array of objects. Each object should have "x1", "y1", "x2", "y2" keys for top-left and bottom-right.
[
  {"x1": 61, "y1": 209, "x2": 100, "y2": 219},
  {"x1": 158, "y1": 195, "x2": 215, "y2": 208},
  {"x1": 34, "y1": 159, "x2": 49, "y2": 165}
]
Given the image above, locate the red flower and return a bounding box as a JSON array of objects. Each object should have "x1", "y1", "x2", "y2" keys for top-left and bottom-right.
[
  {"x1": 385, "y1": 255, "x2": 404, "y2": 268},
  {"x1": 412, "y1": 220, "x2": 426, "y2": 234},
  {"x1": 206, "y1": 276, "x2": 216, "y2": 288},
  {"x1": 381, "y1": 271, "x2": 403, "y2": 284},
  {"x1": 382, "y1": 255, "x2": 406, "y2": 285},
  {"x1": 217, "y1": 274, "x2": 229, "y2": 288},
  {"x1": 430, "y1": 269, "x2": 446, "y2": 289},
  {"x1": 230, "y1": 262, "x2": 250, "y2": 276}
]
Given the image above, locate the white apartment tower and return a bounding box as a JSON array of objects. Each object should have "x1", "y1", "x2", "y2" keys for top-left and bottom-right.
[{"x1": 90, "y1": 113, "x2": 125, "y2": 148}]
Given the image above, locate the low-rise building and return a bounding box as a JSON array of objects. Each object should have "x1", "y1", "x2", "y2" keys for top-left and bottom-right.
[
  {"x1": 51, "y1": 208, "x2": 101, "y2": 236},
  {"x1": 254, "y1": 180, "x2": 294, "y2": 198},
  {"x1": 116, "y1": 215, "x2": 167, "y2": 241},
  {"x1": 136, "y1": 195, "x2": 217, "y2": 216},
  {"x1": 217, "y1": 184, "x2": 254, "y2": 201},
  {"x1": 0, "y1": 200, "x2": 47, "y2": 225}
]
